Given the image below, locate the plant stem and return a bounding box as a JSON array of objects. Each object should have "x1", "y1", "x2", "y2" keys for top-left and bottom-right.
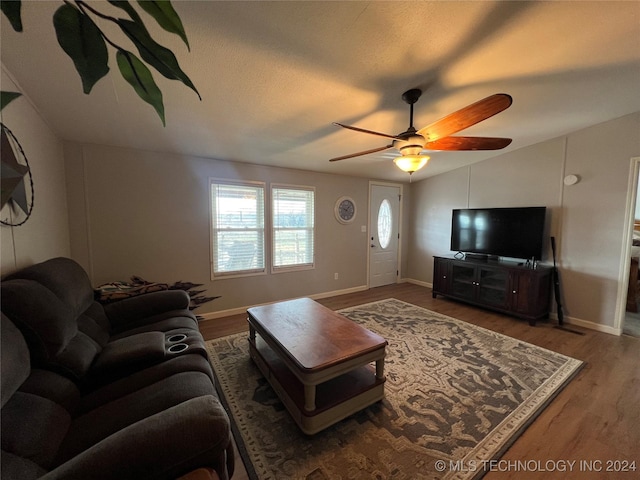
[
  {"x1": 74, "y1": 0, "x2": 116, "y2": 23},
  {"x1": 73, "y1": 0, "x2": 122, "y2": 51}
]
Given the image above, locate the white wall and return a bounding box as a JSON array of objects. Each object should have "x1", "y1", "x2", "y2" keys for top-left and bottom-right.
[
  {"x1": 407, "y1": 112, "x2": 640, "y2": 332},
  {"x1": 560, "y1": 113, "x2": 640, "y2": 330},
  {"x1": 0, "y1": 67, "x2": 70, "y2": 275},
  {"x1": 65, "y1": 143, "x2": 408, "y2": 314}
]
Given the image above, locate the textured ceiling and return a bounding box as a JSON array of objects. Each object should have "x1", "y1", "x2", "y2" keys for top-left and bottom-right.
[{"x1": 2, "y1": 1, "x2": 639, "y2": 182}]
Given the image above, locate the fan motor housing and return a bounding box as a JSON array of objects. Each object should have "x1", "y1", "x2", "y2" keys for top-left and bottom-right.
[{"x1": 394, "y1": 134, "x2": 426, "y2": 156}]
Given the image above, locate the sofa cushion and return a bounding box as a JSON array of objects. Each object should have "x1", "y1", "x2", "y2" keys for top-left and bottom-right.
[
  {"x1": 1, "y1": 450, "x2": 47, "y2": 480},
  {"x1": 55, "y1": 371, "x2": 216, "y2": 464},
  {"x1": 3, "y1": 257, "x2": 110, "y2": 346},
  {"x1": 77, "y1": 303, "x2": 111, "y2": 347},
  {"x1": 39, "y1": 396, "x2": 232, "y2": 480},
  {"x1": 76, "y1": 354, "x2": 215, "y2": 414},
  {"x1": 3, "y1": 257, "x2": 95, "y2": 318},
  {"x1": 1, "y1": 314, "x2": 30, "y2": 408},
  {"x1": 1, "y1": 392, "x2": 71, "y2": 468},
  {"x1": 0, "y1": 316, "x2": 73, "y2": 473},
  {"x1": 1, "y1": 280, "x2": 103, "y2": 379},
  {"x1": 18, "y1": 370, "x2": 80, "y2": 412},
  {"x1": 1, "y1": 280, "x2": 78, "y2": 358}
]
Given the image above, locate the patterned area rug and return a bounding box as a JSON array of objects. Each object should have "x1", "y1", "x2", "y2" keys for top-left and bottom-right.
[{"x1": 206, "y1": 299, "x2": 583, "y2": 480}]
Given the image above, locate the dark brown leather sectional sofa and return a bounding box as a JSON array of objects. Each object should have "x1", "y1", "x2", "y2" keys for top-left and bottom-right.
[{"x1": 1, "y1": 257, "x2": 233, "y2": 479}]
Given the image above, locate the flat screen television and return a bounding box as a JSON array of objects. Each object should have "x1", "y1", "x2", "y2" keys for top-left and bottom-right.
[{"x1": 450, "y1": 207, "x2": 546, "y2": 260}]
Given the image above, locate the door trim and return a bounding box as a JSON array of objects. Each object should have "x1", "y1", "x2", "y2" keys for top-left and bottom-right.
[
  {"x1": 367, "y1": 181, "x2": 404, "y2": 288},
  {"x1": 615, "y1": 156, "x2": 640, "y2": 334}
]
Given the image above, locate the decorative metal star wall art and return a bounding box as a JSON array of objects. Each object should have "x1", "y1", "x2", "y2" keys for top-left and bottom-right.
[{"x1": 1, "y1": 123, "x2": 34, "y2": 226}]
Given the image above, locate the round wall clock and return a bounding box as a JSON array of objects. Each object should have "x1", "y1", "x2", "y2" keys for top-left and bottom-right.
[{"x1": 335, "y1": 196, "x2": 356, "y2": 224}]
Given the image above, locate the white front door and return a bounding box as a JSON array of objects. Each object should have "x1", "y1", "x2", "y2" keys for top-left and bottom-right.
[{"x1": 369, "y1": 184, "x2": 401, "y2": 288}]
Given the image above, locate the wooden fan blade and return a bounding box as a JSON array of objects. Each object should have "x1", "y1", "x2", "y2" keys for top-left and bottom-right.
[
  {"x1": 329, "y1": 144, "x2": 394, "y2": 162},
  {"x1": 425, "y1": 136, "x2": 512, "y2": 151},
  {"x1": 333, "y1": 122, "x2": 398, "y2": 140},
  {"x1": 417, "y1": 94, "x2": 512, "y2": 141}
]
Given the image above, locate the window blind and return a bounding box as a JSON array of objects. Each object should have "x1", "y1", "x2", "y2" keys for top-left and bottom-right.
[
  {"x1": 272, "y1": 186, "x2": 315, "y2": 269},
  {"x1": 211, "y1": 182, "x2": 265, "y2": 275}
]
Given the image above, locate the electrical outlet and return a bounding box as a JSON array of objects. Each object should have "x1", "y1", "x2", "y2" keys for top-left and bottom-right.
[{"x1": 334, "y1": 273, "x2": 339, "y2": 280}]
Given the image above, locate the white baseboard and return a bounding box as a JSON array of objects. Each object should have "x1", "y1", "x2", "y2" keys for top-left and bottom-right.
[
  {"x1": 404, "y1": 278, "x2": 432, "y2": 289},
  {"x1": 549, "y1": 313, "x2": 621, "y2": 336},
  {"x1": 197, "y1": 285, "x2": 369, "y2": 321}
]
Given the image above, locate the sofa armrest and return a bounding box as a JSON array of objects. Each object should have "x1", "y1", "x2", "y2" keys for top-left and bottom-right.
[
  {"x1": 42, "y1": 395, "x2": 233, "y2": 480},
  {"x1": 104, "y1": 290, "x2": 193, "y2": 329},
  {"x1": 90, "y1": 332, "x2": 167, "y2": 380}
]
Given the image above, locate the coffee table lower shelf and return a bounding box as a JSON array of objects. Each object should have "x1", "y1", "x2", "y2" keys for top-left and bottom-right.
[{"x1": 249, "y1": 336, "x2": 385, "y2": 435}]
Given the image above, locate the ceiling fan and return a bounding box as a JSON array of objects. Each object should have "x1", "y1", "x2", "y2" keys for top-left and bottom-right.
[{"x1": 330, "y1": 89, "x2": 513, "y2": 175}]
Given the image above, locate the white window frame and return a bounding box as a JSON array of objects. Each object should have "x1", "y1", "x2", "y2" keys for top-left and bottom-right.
[
  {"x1": 271, "y1": 184, "x2": 315, "y2": 273},
  {"x1": 209, "y1": 179, "x2": 266, "y2": 279}
]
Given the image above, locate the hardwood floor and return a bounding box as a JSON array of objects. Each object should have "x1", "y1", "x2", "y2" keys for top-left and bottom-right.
[{"x1": 199, "y1": 283, "x2": 640, "y2": 480}]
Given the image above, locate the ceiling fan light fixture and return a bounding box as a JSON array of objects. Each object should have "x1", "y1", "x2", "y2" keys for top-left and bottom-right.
[
  {"x1": 394, "y1": 134, "x2": 426, "y2": 156},
  {"x1": 393, "y1": 154, "x2": 429, "y2": 174},
  {"x1": 399, "y1": 145, "x2": 424, "y2": 156}
]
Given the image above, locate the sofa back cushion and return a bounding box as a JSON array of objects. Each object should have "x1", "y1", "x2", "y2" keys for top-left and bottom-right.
[
  {"x1": 3, "y1": 257, "x2": 111, "y2": 338},
  {"x1": 1, "y1": 280, "x2": 102, "y2": 380},
  {"x1": 1, "y1": 258, "x2": 113, "y2": 380},
  {"x1": 3, "y1": 257, "x2": 95, "y2": 318}
]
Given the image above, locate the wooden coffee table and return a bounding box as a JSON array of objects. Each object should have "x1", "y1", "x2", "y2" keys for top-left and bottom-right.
[{"x1": 247, "y1": 298, "x2": 387, "y2": 434}]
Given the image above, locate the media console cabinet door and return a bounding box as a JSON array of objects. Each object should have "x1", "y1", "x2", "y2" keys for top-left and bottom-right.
[
  {"x1": 510, "y1": 269, "x2": 552, "y2": 318},
  {"x1": 450, "y1": 262, "x2": 476, "y2": 300},
  {"x1": 433, "y1": 257, "x2": 451, "y2": 295},
  {"x1": 477, "y1": 266, "x2": 510, "y2": 308}
]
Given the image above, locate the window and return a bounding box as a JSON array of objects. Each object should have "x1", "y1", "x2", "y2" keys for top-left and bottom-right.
[
  {"x1": 210, "y1": 180, "x2": 265, "y2": 277},
  {"x1": 272, "y1": 185, "x2": 315, "y2": 271},
  {"x1": 378, "y1": 199, "x2": 392, "y2": 249}
]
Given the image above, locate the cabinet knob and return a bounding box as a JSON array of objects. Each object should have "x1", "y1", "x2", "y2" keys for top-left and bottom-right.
[
  {"x1": 513, "y1": 290, "x2": 517, "y2": 294},
  {"x1": 443, "y1": 276, "x2": 447, "y2": 279}
]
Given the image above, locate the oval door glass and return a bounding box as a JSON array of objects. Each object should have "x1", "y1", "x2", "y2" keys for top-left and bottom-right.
[{"x1": 377, "y1": 199, "x2": 392, "y2": 249}]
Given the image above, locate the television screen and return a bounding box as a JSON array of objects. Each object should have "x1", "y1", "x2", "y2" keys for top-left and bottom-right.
[{"x1": 450, "y1": 207, "x2": 546, "y2": 260}]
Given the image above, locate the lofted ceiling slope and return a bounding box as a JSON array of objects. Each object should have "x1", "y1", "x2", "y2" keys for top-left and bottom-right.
[{"x1": 1, "y1": 1, "x2": 639, "y2": 182}]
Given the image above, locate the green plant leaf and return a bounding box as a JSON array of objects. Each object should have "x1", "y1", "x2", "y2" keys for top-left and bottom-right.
[
  {"x1": 1, "y1": 92, "x2": 22, "y2": 111},
  {"x1": 1, "y1": 0, "x2": 23, "y2": 32},
  {"x1": 137, "y1": 0, "x2": 190, "y2": 51},
  {"x1": 107, "y1": 0, "x2": 144, "y2": 25},
  {"x1": 117, "y1": 18, "x2": 200, "y2": 100},
  {"x1": 53, "y1": 4, "x2": 109, "y2": 94},
  {"x1": 116, "y1": 50, "x2": 165, "y2": 126}
]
